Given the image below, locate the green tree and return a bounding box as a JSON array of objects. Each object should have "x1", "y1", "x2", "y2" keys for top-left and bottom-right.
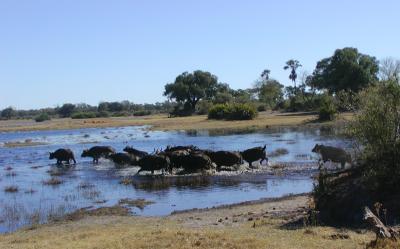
[
  {"x1": 1, "y1": 107, "x2": 16, "y2": 119},
  {"x1": 258, "y1": 80, "x2": 284, "y2": 109},
  {"x1": 310, "y1": 47, "x2": 379, "y2": 93},
  {"x1": 164, "y1": 70, "x2": 219, "y2": 112},
  {"x1": 284, "y1": 60, "x2": 302, "y2": 91},
  {"x1": 58, "y1": 103, "x2": 75, "y2": 118}
]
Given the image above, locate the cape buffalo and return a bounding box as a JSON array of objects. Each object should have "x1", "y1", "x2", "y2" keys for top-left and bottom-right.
[
  {"x1": 49, "y1": 148, "x2": 76, "y2": 165},
  {"x1": 312, "y1": 144, "x2": 351, "y2": 169},
  {"x1": 240, "y1": 145, "x2": 268, "y2": 168},
  {"x1": 137, "y1": 154, "x2": 170, "y2": 175},
  {"x1": 123, "y1": 146, "x2": 148, "y2": 159},
  {"x1": 204, "y1": 150, "x2": 242, "y2": 170},
  {"x1": 81, "y1": 146, "x2": 115, "y2": 163},
  {"x1": 181, "y1": 153, "x2": 214, "y2": 173},
  {"x1": 164, "y1": 145, "x2": 199, "y2": 153},
  {"x1": 109, "y1": 153, "x2": 137, "y2": 168},
  {"x1": 164, "y1": 150, "x2": 190, "y2": 173}
]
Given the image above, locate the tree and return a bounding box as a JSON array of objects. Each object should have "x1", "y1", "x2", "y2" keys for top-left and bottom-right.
[
  {"x1": 258, "y1": 80, "x2": 284, "y2": 109},
  {"x1": 379, "y1": 57, "x2": 400, "y2": 82},
  {"x1": 58, "y1": 103, "x2": 75, "y2": 118},
  {"x1": 310, "y1": 47, "x2": 379, "y2": 93},
  {"x1": 164, "y1": 70, "x2": 219, "y2": 112},
  {"x1": 1, "y1": 107, "x2": 16, "y2": 119},
  {"x1": 284, "y1": 60, "x2": 302, "y2": 91},
  {"x1": 260, "y1": 69, "x2": 270, "y2": 81}
]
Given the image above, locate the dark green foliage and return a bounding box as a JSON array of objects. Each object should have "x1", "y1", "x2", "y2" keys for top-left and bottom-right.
[
  {"x1": 258, "y1": 80, "x2": 284, "y2": 109},
  {"x1": 58, "y1": 103, "x2": 75, "y2": 118},
  {"x1": 283, "y1": 59, "x2": 302, "y2": 90},
  {"x1": 310, "y1": 47, "x2": 379, "y2": 93},
  {"x1": 133, "y1": 110, "x2": 151, "y2": 116},
  {"x1": 96, "y1": 111, "x2": 110, "y2": 118},
  {"x1": 34, "y1": 113, "x2": 50, "y2": 122},
  {"x1": 208, "y1": 103, "x2": 257, "y2": 120},
  {"x1": 164, "y1": 70, "x2": 219, "y2": 112},
  {"x1": 318, "y1": 96, "x2": 337, "y2": 121},
  {"x1": 257, "y1": 105, "x2": 266, "y2": 112},
  {"x1": 71, "y1": 112, "x2": 97, "y2": 119},
  {"x1": 0, "y1": 107, "x2": 16, "y2": 119},
  {"x1": 196, "y1": 100, "x2": 212, "y2": 115}
]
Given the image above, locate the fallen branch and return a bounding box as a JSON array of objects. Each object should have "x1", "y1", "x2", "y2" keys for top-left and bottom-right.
[{"x1": 363, "y1": 206, "x2": 398, "y2": 240}]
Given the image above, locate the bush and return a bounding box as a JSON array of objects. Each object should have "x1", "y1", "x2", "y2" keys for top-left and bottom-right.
[
  {"x1": 133, "y1": 110, "x2": 151, "y2": 116},
  {"x1": 257, "y1": 105, "x2": 266, "y2": 112},
  {"x1": 111, "y1": 111, "x2": 130, "y2": 117},
  {"x1": 71, "y1": 112, "x2": 97, "y2": 119},
  {"x1": 318, "y1": 97, "x2": 337, "y2": 121},
  {"x1": 96, "y1": 111, "x2": 110, "y2": 118},
  {"x1": 208, "y1": 103, "x2": 257, "y2": 120},
  {"x1": 34, "y1": 113, "x2": 51, "y2": 122},
  {"x1": 196, "y1": 100, "x2": 212, "y2": 115}
]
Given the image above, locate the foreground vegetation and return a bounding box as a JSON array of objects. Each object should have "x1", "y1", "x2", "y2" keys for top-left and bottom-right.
[{"x1": 0, "y1": 195, "x2": 376, "y2": 249}]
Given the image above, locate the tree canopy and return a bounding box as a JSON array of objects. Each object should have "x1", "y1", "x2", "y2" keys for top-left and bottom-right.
[
  {"x1": 309, "y1": 47, "x2": 379, "y2": 93},
  {"x1": 164, "y1": 70, "x2": 219, "y2": 112}
]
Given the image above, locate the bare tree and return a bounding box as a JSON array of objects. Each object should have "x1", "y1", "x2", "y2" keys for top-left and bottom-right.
[{"x1": 379, "y1": 57, "x2": 400, "y2": 82}]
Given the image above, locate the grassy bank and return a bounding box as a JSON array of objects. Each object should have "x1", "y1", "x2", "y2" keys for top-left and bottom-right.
[
  {"x1": 0, "y1": 112, "x2": 353, "y2": 133},
  {"x1": 0, "y1": 195, "x2": 375, "y2": 249}
]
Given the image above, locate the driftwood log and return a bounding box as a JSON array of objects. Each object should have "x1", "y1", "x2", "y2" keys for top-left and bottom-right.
[{"x1": 363, "y1": 206, "x2": 398, "y2": 240}]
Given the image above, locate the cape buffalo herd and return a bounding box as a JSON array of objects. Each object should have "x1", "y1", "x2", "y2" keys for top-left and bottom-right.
[{"x1": 48, "y1": 143, "x2": 351, "y2": 174}]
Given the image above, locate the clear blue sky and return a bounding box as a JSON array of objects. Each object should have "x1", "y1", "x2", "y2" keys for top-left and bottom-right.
[{"x1": 1, "y1": 0, "x2": 399, "y2": 110}]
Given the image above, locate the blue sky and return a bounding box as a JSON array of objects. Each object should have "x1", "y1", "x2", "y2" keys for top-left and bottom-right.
[{"x1": 1, "y1": 0, "x2": 399, "y2": 109}]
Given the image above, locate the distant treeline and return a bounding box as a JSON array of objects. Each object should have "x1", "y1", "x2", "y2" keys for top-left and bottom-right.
[
  {"x1": 0, "y1": 101, "x2": 176, "y2": 121},
  {"x1": 2, "y1": 47, "x2": 400, "y2": 122}
]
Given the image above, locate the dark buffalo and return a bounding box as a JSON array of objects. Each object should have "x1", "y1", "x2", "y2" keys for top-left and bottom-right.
[
  {"x1": 164, "y1": 145, "x2": 199, "y2": 153},
  {"x1": 240, "y1": 145, "x2": 268, "y2": 168},
  {"x1": 164, "y1": 150, "x2": 190, "y2": 173},
  {"x1": 204, "y1": 150, "x2": 243, "y2": 170},
  {"x1": 123, "y1": 146, "x2": 148, "y2": 158},
  {"x1": 81, "y1": 146, "x2": 115, "y2": 163},
  {"x1": 49, "y1": 149, "x2": 76, "y2": 165},
  {"x1": 312, "y1": 144, "x2": 351, "y2": 169},
  {"x1": 181, "y1": 153, "x2": 213, "y2": 173},
  {"x1": 109, "y1": 153, "x2": 136, "y2": 168},
  {"x1": 137, "y1": 154, "x2": 170, "y2": 175}
]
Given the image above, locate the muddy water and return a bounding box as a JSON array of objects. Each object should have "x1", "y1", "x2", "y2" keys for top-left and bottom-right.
[{"x1": 0, "y1": 126, "x2": 349, "y2": 233}]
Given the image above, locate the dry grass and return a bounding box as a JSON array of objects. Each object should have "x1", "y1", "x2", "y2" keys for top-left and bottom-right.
[
  {"x1": 0, "y1": 112, "x2": 354, "y2": 133},
  {"x1": 0, "y1": 194, "x2": 374, "y2": 249},
  {"x1": 3, "y1": 139, "x2": 48, "y2": 147}
]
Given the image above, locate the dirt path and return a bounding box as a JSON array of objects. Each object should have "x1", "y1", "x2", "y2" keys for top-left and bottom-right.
[{"x1": 0, "y1": 194, "x2": 374, "y2": 249}]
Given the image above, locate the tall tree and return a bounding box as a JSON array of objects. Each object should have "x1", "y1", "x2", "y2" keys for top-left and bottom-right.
[
  {"x1": 284, "y1": 60, "x2": 302, "y2": 91},
  {"x1": 58, "y1": 103, "x2": 75, "y2": 118},
  {"x1": 310, "y1": 47, "x2": 379, "y2": 93},
  {"x1": 258, "y1": 80, "x2": 284, "y2": 109},
  {"x1": 164, "y1": 70, "x2": 219, "y2": 112}
]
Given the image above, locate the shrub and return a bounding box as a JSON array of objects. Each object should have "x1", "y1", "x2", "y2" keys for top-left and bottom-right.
[
  {"x1": 196, "y1": 100, "x2": 212, "y2": 115},
  {"x1": 208, "y1": 103, "x2": 257, "y2": 120},
  {"x1": 133, "y1": 110, "x2": 151, "y2": 116},
  {"x1": 257, "y1": 105, "x2": 266, "y2": 112},
  {"x1": 208, "y1": 104, "x2": 228, "y2": 120},
  {"x1": 318, "y1": 97, "x2": 337, "y2": 121},
  {"x1": 96, "y1": 111, "x2": 110, "y2": 118},
  {"x1": 71, "y1": 112, "x2": 97, "y2": 119},
  {"x1": 111, "y1": 111, "x2": 131, "y2": 117},
  {"x1": 34, "y1": 113, "x2": 50, "y2": 122}
]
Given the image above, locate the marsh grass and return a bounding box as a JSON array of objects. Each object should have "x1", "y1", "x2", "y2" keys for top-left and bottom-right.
[
  {"x1": 42, "y1": 177, "x2": 63, "y2": 186},
  {"x1": 4, "y1": 185, "x2": 19, "y2": 193},
  {"x1": 118, "y1": 198, "x2": 155, "y2": 210}
]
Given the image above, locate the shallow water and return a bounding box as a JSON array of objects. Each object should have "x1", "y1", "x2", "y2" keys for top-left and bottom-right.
[{"x1": 0, "y1": 126, "x2": 348, "y2": 233}]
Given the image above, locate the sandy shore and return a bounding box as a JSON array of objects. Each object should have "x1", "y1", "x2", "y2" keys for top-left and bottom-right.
[
  {"x1": 0, "y1": 112, "x2": 353, "y2": 133},
  {"x1": 0, "y1": 194, "x2": 374, "y2": 249}
]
